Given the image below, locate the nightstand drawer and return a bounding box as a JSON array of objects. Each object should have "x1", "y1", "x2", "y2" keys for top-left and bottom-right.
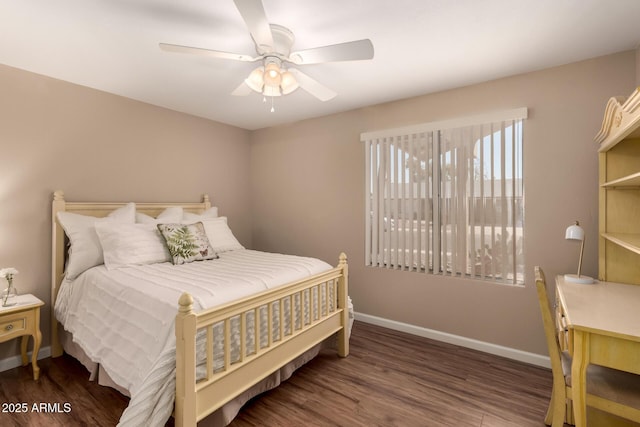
[{"x1": 0, "y1": 314, "x2": 28, "y2": 341}]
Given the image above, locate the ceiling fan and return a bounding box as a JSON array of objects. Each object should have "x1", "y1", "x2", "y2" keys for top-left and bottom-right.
[{"x1": 159, "y1": 0, "x2": 374, "y2": 102}]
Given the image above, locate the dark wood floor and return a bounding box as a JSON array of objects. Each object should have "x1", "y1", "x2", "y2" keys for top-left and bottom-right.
[{"x1": 0, "y1": 322, "x2": 556, "y2": 427}]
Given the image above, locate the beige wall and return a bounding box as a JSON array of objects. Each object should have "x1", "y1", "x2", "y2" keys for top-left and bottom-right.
[
  {"x1": 250, "y1": 51, "x2": 637, "y2": 355},
  {"x1": 0, "y1": 64, "x2": 251, "y2": 360},
  {"x1": 0, "y1": 50, "x2": 635, "y2": 364}
]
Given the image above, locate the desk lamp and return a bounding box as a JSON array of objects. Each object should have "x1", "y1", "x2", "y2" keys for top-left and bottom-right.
[{"x1": 565, "y1": 221, "x2": 594, "y2": 284}]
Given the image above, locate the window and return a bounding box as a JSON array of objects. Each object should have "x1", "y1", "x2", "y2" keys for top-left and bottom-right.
[{"x1": 363, "y1": 109, "x2": 526, "y2": 285}]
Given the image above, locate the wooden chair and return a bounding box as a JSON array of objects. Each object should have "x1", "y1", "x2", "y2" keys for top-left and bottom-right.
[{"x1": 535, "y1": 266, "x2": 640, "y2": 426}]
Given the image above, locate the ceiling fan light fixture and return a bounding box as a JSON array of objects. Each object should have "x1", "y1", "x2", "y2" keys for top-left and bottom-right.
[
  {"x1": 280, "y1": 70, "x2": 299, "y2": 95},
  {"x1": 263, "y1": 62, "x2": 282, "y2": 86},
  {"x1": 245, "y1": 67, "x2": 264, "y2": 93}
]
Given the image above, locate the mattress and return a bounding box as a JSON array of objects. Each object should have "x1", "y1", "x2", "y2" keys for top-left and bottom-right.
[{"x1": 54, "y1": 249, "x2": 336, "y2": 426}]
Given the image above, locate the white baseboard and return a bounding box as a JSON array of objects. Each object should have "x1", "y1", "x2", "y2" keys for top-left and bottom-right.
[
  {"x1": 355, "y1": 312, "x2": 550, "y2": 369},
  {"x1": 0, "y1": 346, "x2": 52, "y2": 373}
]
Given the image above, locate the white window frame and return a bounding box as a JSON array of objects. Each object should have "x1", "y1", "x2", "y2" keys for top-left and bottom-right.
[{"x1": 362, "y1": 108, "x2": 527, "y2": 285}]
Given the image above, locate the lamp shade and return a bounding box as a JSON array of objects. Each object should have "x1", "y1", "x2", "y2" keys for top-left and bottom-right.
[
  {"x1": 245, "y1": 67, "x2": 264, "y2": 93},
  {"x1": 564, "y1": 220, "x2": 593, "y2": 284},
  {"x1": 565, "y1": 221, "x2": 584, "y2": 241},
  {"x1": 263, "y1": 62, "x2": 282, "y2": 86},
  {"x1": 280, "y1": 71, "x2": 299, "y2": 95}
]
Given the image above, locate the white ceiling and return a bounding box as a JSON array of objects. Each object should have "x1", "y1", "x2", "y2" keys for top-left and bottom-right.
[{"x1": 1, "y1": 0, "x2": 640, "y2": 130}]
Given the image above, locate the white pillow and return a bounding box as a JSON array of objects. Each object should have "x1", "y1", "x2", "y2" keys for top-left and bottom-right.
[
  {"x1": 197, "y1": 217, "x2": 244, "y2": 253},
  {"x1": 136, "y1": 206, "x2": 184, "y2": 224},
  {"x1": 95, "y1": 222, "x2": 171, "y2": 269},
  {"x1": 182, "y1": 206, "x2": 218, "y2": 222},
  {"x1": 57, "y1": 202, "x2": 136, "y2": 279}
]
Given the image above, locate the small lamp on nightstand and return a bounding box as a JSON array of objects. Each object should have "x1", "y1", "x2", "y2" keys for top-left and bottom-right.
[{"x1": 565, "y1": 221, "x2": 594, "y2": 284}]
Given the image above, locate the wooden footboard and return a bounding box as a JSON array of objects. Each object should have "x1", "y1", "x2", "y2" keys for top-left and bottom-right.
[{"x1": 174, "y1": 253, "x2": 349, "y2": 427}]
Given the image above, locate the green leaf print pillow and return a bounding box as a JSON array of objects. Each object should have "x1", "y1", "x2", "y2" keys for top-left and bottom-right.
[{"x1": 157, "y1": 222, "x2": 218, "y2": 265}]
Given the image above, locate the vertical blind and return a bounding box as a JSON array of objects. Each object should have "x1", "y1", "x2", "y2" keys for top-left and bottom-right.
[{"x1": 363, "y1": 108, "x2": 527, "y2": 285}]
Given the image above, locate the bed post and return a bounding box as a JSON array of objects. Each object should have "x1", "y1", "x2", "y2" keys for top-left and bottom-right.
[
  {"x1": 175, "y1": 292, "x2": 197, "y2": 427},
  {"x1": 202, "y1": 194, "x2": 211, "y2": 209},
  {"x1": 51, "y1": 191, "x2": 66, "y2": 358},
  {"x1": 337, "y1": 252, "x2": 349, "y2": 358}
]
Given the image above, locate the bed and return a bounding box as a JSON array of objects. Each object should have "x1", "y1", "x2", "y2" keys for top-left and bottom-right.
[{"x1": 50, "y1": 191, "x2": 350, "y2": 427}]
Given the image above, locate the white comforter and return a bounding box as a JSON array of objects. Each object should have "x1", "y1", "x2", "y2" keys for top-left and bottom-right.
[{"x1": 55, "y1": 249, "x2": 333, "y2": 427}]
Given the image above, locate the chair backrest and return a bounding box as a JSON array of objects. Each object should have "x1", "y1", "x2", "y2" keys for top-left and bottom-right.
[{"x1": 534, "y1": 266, "x2": 565, "y2": 383}]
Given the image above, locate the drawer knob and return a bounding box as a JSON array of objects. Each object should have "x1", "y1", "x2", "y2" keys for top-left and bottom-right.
[{"x1": 5, "y1": 324, "x2": 13, "y2": 331}]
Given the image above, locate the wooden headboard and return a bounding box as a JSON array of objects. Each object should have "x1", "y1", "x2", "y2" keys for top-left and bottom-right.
[{"x1": 50, "y1": 190, "x2": 211, "y2": 357}]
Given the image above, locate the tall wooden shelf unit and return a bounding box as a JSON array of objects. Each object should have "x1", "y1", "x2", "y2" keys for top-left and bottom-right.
[{"x1": 595, "y1": 87, "x2": 640, "y2": 285}]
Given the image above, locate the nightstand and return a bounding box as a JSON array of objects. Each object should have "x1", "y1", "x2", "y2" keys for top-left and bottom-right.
[{"x1": 0, "y1": 294, "x2": 44, "y2": 380}]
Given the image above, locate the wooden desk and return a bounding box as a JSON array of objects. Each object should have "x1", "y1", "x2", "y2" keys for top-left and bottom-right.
[{"x1": 555, "y1": 275, "x2": 640, "y2": 426}]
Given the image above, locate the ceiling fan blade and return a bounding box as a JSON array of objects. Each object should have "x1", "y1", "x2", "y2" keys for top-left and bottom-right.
[
  {"x1": 231, "y1": 81, "x2": 253, "y2": 96},
  {"x1": 159, "y1": 43, "x2": 257, "y2": 62},
  {"x1": 233, "y1": 0, "x2": 274, "y2": 51},
  {"x1": 288, "y1": 69, "x2": 336, "y2": 101},
  {"x1": 288, "y1": 39, "x2": 374, "y2": 65}
]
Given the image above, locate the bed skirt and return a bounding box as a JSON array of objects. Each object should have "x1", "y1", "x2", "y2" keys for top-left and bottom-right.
[{"x1": 59, "y1": 325, "x2": 323, "y2": 426}]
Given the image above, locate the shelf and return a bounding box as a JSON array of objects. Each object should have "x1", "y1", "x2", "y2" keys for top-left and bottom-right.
[
  {"x1": 601, "y1": 171, "x2": 640, "y2": 188},
  {"x1": 598, "y1": 88, "x2": 640, "y2": 285},
  {"x1": 602, "y1": 233, "x2": 640, "y2": 256}
]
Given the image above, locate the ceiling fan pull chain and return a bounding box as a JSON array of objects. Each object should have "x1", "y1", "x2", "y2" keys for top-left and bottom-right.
[{"x1": 270, "y1": 96, "x2": 275, "y2": 113}]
